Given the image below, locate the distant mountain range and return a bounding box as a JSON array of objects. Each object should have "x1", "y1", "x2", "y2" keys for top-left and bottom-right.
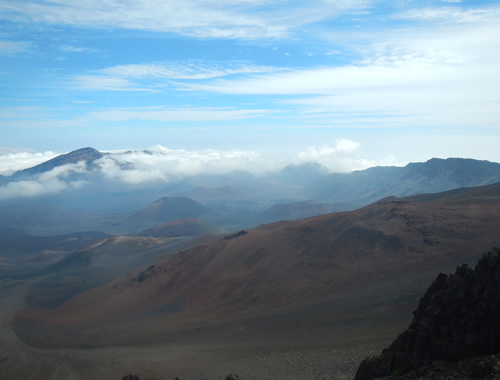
[
  {"x1": 2, "y1": 147, "x2": 500, "y2": 236},
  {"x1": 306, "y1": 157, "x2": 500, "y2": 206}
]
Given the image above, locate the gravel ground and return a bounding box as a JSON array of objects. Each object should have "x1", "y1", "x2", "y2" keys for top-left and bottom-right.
[
  {"x1": 0, "y1": 280, "x2": 397, "y2": 380},
  {"x1": 178, "y1": 344, "x2": 388, "y2": 380}
]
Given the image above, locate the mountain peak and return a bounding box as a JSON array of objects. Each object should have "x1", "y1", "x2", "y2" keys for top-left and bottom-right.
[
  {"x1": 277, "y1": 161, "x2": 330, "y2": 185},
  {"x1": 12, "y1": 147, "x2": 104, "y2": 178}
]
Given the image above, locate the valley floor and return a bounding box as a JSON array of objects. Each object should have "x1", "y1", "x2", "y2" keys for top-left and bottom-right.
[{"x1": 1, "y1": 278, "x2": 406, "y2": 380}]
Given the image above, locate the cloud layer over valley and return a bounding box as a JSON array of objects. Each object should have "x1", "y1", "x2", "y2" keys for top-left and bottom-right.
[{"x1": 0, "y1": 140, "x2": 387, "y2": 199}]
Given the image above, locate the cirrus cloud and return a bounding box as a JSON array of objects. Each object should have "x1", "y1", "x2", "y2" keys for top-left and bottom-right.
[{"x1": 0, "y1": 0, "x2": 372, "y2": 40}]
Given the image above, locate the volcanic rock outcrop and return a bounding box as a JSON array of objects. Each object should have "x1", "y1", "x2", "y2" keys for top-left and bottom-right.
[{"x1": 355, "y1": 247, "x2": 500, "y2": 379}]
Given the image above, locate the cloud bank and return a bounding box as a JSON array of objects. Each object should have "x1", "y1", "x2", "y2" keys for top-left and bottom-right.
[
  {"x1": 0, "y1": 141, "x2": 385, "y2": 199},
  {"x1": 0, "y1": 150, "x2": 58, "y2": 175},
  {"x1": 0, "y1": 162, "x2": 88, "y2": 200}
]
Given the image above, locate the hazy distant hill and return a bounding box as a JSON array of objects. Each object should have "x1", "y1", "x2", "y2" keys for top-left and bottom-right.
[
  {"x1": 253, "y1": 200, "x2": 334, "y2": 224},
  {"x1": 274, "y1": 162, "x2": 330, "y2": 186},
  {"x1": 16, "y1": 182, "x2": 500, "y2": 348},
  {"x1": 136, "y1": 218, "x2": 224, "y2": 238},
  {"x1": 307, "y1": 158, "x2": 500, "y2": 206},
  {"x1": 182, "y1": 185, "x2": 248, "y2": 203},
  {"x1": 123, "y1": 196, "x2": 217, "y2": 230}
]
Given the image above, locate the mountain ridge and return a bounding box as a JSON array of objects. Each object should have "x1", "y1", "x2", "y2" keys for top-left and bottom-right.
[
  {"x1": 10, "y1": 147, "x2": 104, "y2": 179},
  {"x1": 307, "y1": 157, "x2": 500, "y2": 206},
  {"x1": 3, "y1": 149, "x2": 500, "y2": 236}
]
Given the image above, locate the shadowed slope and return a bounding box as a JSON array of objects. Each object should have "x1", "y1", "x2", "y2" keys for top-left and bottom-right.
[{"x1": 123, "y1": 196, "x2": 216, "y2": 230}]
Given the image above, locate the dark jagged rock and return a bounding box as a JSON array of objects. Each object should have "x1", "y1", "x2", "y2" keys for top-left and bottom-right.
[
  {"x1": 381, "y1": 353, "x2": 500, "y2": 379},
  {"x1": 222, "y1": 230, "x2": 247, "y2": 240},
  {"x1": 122, "y1": 375, "x2": 141, "y2": 380},
  {"x1": 224, "y1": 374, "x2": 240, "y2": 380},
  {"x1": 355, "y1": 247, "x2": 500, "y2": 380}
]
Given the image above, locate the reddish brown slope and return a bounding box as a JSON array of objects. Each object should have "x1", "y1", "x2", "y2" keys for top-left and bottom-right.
[
  {"x1": 136, "y1": 218, "x2": 224, "y2": 238},
  {"x1": 16, "y1": 186, "x2": 500, "y2": 347}
]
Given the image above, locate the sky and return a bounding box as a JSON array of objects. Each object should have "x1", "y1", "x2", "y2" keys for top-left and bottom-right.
[{"x1": 1, "y1": 0, "x2": 500, "y2": 176}]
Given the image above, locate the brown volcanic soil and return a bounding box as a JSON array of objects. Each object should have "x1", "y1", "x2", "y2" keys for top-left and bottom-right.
[
  {"x1": 8, "y1": 185, "x2": 500, "y2": 379},
  {"x1": 137, "y1": 218, "x2": 224, "y2": 238}
]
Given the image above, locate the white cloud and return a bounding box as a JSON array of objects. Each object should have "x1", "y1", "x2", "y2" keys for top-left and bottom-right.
[
  {"x1": 39, "y1": 161, "x2": 88, "y2": 180},
  {"x1": 87, "y1": 106, "x2": 271, "y2": 122},
  {"x1": 0, "y1": 162, "x2": 88, "y2": 199},
  {"x1": 72, "y1": 75, "x2": 160, "y2": 92},
  {"x1": 98, "y1": 145, "x2": 267, "y2": 184},
  {"x1": 72, "y1": 61, "x2": 286, "y2": 92},
  {"x1": 398, "y1": 6, "x2": 500, "y2": 23},
  {"x1": 0, "y1": 0, "x2": 372, "y2": 40},
  {"x1": 0, "y1": 150, "x2": 58, "y2": 175},
  {"x1": 0, "y1": 143, "x2": 408, "y2": 198},
  {"x1": 60, "y1": 44, "x2": 97, "y2": 53},
  {"x1": 297, "y1": 138, "x2": 370, "y2": 172},
  {"x1": 98, "y1": 62, "x2": 285, "y2": 80},
  {"x1": 173, "y1": 9, "x2": 500, "y2": 129},
  {"x1": 0, "y1": 40, "x2": 30, "y2": 56},
  {"x1": 0, "y1": 177, "x2": 86, "y2": 200}
]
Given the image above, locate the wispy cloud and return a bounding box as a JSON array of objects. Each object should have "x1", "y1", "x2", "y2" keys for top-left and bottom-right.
[
  {"x1": 72, "y1": 75, "x2": 160, "y2": 92},
  {"x1": 72, "y1": 61, "x2": 286, "y2": 92},
  {"x1": 0, "y1": 104, "x2": 273, "y2": 129},
  {"x1": 0, "y1": 0, "x2": 372, "y2": 40},
  {"x1": 171, "y1": 6, "x2": 500, "y2": 129},
  {"x1": 60, "y1": 44, "x2": 97, "y2": 53},
  {"x1": 398, "y1": 5, "x2": 500, "y2": 23},
  {"x1": 87, "y1": 106, "x2": 271, "y2": 122},
  {"x1": 98, "y1": 61, "x2": 285, "y2": 80},
  {"x1": 0, "y1": 40, "x2": 30, "y2": 56}
]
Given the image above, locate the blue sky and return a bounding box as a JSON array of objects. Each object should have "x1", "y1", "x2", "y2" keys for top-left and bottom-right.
[{"x1": 1, "y1": 0, "x2": 500, "y2": 174}]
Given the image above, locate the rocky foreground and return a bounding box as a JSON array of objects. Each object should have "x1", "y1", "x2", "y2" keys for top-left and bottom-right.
[{"x1": 355, "y1": 247, "x2": 500, "y2": 380}]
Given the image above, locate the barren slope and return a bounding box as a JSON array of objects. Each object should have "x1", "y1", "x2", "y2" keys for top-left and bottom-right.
[{"x1": 15, "y1": 184, "x2": 500, "y2": 351}]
